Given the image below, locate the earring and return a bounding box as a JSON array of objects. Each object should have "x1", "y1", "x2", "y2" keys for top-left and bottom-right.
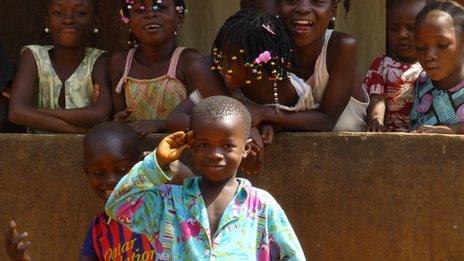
[
  {"x1": 276, "y1": 14, "x2": 280, "y2": 19},
  {"x1": 93, "y1": 28, "x2": 99, "y2": 34},
  {"x1": 44, "y1": 27, "x2": 50, "y2": 33},
  {"x1": 331, "y1": 17, "x2": 336, "y2": 22}
]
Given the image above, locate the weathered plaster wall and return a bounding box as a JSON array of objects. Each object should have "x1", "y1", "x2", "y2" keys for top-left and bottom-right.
[{"x1": 1, "y1": 133, "x2": 464, "y2": 260}]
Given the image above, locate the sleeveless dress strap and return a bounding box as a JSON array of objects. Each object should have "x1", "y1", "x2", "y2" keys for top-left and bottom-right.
[
  {"x1": 166, "y1": 47, "x2": 187, "y2": 79},
  {"x1": 115, "y1": 48, "x2": 137, "y2": 93}
]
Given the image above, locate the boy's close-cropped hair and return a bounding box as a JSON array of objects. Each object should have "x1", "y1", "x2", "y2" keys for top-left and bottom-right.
[{"x1": 190, "y1": 95, "x2": 252, "y2": 138}]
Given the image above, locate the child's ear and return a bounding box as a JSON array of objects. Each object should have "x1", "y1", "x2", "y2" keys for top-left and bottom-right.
[{"x1": 242, "y1": 138, "x2": 253, "y2": 158}]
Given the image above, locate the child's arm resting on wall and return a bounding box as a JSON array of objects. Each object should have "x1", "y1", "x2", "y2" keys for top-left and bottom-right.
[
  {"x1": 37, "y1": 53, "x2": 112, "y2": 128},
  {"x1": 9, "y1": 50, "x2": 87, "y2": 133},
  {"x1": 105, "y1": 131, "x2": 194, "y2": 237},
  {"x1": 366, "y1": 94, "x2": 386, "y2": 132}
]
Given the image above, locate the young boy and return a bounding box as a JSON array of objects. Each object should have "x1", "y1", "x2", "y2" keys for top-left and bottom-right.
[
  {"x1": 106, "y1": 96, "x2": 305, "y2": 260},
  {"x1": 4, "y1": 122, "x2": 193, "y2": 261}
]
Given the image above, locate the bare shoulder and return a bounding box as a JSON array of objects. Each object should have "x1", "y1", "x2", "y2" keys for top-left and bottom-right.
[
  {"x1": 110, "y1": 50, "x2": 130, "y2": 74},
  {"x1": 178, "y1": 48, "x2": 203, "y2": 69},
  {"x1": 94, "y1": 52, "x2": 110, "y2": 68},
  {"x1": 327, "y1": 31, "x2": 357, "y2": 66},
  {"x1": 329, "y1": 31, "x2": 357, "y2": 52}
]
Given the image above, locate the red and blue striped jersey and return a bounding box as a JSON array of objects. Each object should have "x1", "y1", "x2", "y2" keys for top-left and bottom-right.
[{"x1": 80, "y1": 212, "x2": 155, "y2": 261}]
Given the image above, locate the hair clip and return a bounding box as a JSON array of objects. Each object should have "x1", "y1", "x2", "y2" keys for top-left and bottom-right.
[
  {"x1": 255, "y1": 51, "x2": 272, "y2": 64},
  {"x1": 262, "y1": 24, "x2": 275, "y2": 35},
  {"x1": 119, "y1": 10, "x2": 130, "y2": 24}
]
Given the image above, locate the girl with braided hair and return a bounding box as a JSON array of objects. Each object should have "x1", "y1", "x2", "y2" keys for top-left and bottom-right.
[{"x1": 9, "y1": 0, "x2": 112, "y2": 133}]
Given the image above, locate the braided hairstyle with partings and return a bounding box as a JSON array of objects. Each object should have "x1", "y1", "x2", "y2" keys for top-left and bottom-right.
[
  {"x1": 120, "y1": 0, "x2": 186, "y2": 18},
  {"x1": 120, "y1": 0, "x2": 186, "y2": 47},
  {"x1": 415, "y1": 0, "x2": 464, "y2": 31},
  {"x1": 212, "y1": 8, "x2": 294, "y2": 82}
]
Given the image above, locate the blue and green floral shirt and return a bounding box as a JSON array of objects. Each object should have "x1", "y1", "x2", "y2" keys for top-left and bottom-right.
[{"x1": 105, "y1": 151, "x2": 306, "y2": 261}]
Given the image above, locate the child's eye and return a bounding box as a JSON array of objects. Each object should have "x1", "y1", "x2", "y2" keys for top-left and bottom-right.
[
  {"x1": 388, "y1": 26, "x2": 398, "y2": 33},
  {"x1": 415, "y1": 46, "x2": 425, "y2": 52},
  {"x1": 406, "y1": 25, "x2": 415, "y2": 32},
  {"x1": 284, "y1": 0, "x2": 297, "y2": 4},
  {"x1": 75, "y1": 11, "x2": 87, "y2": 17},
  {"x1": 91, "y1": 172, "x2": 104, "y2": 177},
  {"x1": 52, "y1": 10, "x2": 63, "y2": 16},
  {"x1": 198, "y1": 143, "x2": 208, "y2": 148},
  {"x1": 155, "y1": 4, "x2": 168, "y2": 10},
  {"x1": 224, "y1": 144, "x2": 235, "y2": 149},
  {"x1": 438, "y1": 44, "x2": 450, "y2": 49}
]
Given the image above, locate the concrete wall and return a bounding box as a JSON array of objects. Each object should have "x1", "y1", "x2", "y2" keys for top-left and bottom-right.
[
  {"x1": 1, "y1": 133, "x2": 464, "y2": 260},
  {"x1": 0, "y1": 0, "x2": 384, "y2": 76}
]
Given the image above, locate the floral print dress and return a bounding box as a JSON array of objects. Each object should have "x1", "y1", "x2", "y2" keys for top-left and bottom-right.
[{"x1": 363, "y1": 54, "x2": 423, "y2": 131}]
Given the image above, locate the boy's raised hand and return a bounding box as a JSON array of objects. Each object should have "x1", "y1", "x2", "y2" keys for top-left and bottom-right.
[
  {"x1": 156, "y1": 131, "x2": 194, "y2": 170},
  {"x1": 4, "y1": 220, "x2": 32, "y2": 261}
]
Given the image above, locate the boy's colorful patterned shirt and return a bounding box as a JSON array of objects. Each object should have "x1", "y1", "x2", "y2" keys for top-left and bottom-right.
[
  {"x1": 105, "y1": 152, "x2": 305, "y2": 260},
  {"x1": 80, "y1": 212, "x2": 155, "y2": 260}
]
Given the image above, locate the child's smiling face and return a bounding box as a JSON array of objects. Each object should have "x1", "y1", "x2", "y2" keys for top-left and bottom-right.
[
  {"x1": 83, "y1": 139, "x2": 140, "y2": 203},
  {"x1": 126, "y1": 0, "x2": 182, "y2": 47},
  {"x1": 415, "y1": 11, "x2": 464, "y2": 85},
  {"x1": 387, "y1": 1, "x2": 426, "y2": 63},
  {"x1": 191, "y1": 115, "x2": 251, "y2": 182},
  {"x1": 278, "y1": 0, "x2": 335, "y2": 47},
  {"x1": 47, "y1": 0, "x2": 97, "y2": 48}
]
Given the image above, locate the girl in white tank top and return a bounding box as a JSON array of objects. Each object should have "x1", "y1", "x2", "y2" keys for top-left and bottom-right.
[{"x1": 307, "y1": 30, "x2": 369, "y2": 131}]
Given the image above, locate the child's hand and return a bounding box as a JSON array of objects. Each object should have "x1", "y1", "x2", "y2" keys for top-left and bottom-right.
[
  {"x1": 156, "y1": 131, "x2": 194, "y2": 169},
  {"x1": 260, "y1": 124, "x2": 274, "y2": 146},
  {"x1": 240, "y1": 127, "x2": 264, "y2": 175},
  {"x1": 2, "y1": 88, "x2": 11, "y2": 100},
  {"x1": 114, "y1": 108, "x2": 132, "y2": 123},
  {"x1": 130, "y1": 120, "x2": 162, "y2": 139},
  {"x1": 4, "y1": 220, "x2": 32, "y2": 261},
  {"x1": 366, "y1": 118, "x2": 385, "y2": 132},
  {"x1": 413, "y1": 125, "x2": 455, "y2": 134}
]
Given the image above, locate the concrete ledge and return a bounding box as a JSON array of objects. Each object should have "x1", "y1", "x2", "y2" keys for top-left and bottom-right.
[{"x1": 1, "y1": 133, "x2": 464, "y2": 260}]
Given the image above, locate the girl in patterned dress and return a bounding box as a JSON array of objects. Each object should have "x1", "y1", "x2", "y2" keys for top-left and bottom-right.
[
  {"x1": 363, "y1": 0, "x2": 428, "y2": 132},
  {"x1": 410, "y1": 1, "x2": 464, "y2": 134},
  {"x1": 8, "y1": 0, "x2": 112, "y2": 133},
  {"x1": 112, "y1": 0, "x2": 224, "y2": 139}
]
